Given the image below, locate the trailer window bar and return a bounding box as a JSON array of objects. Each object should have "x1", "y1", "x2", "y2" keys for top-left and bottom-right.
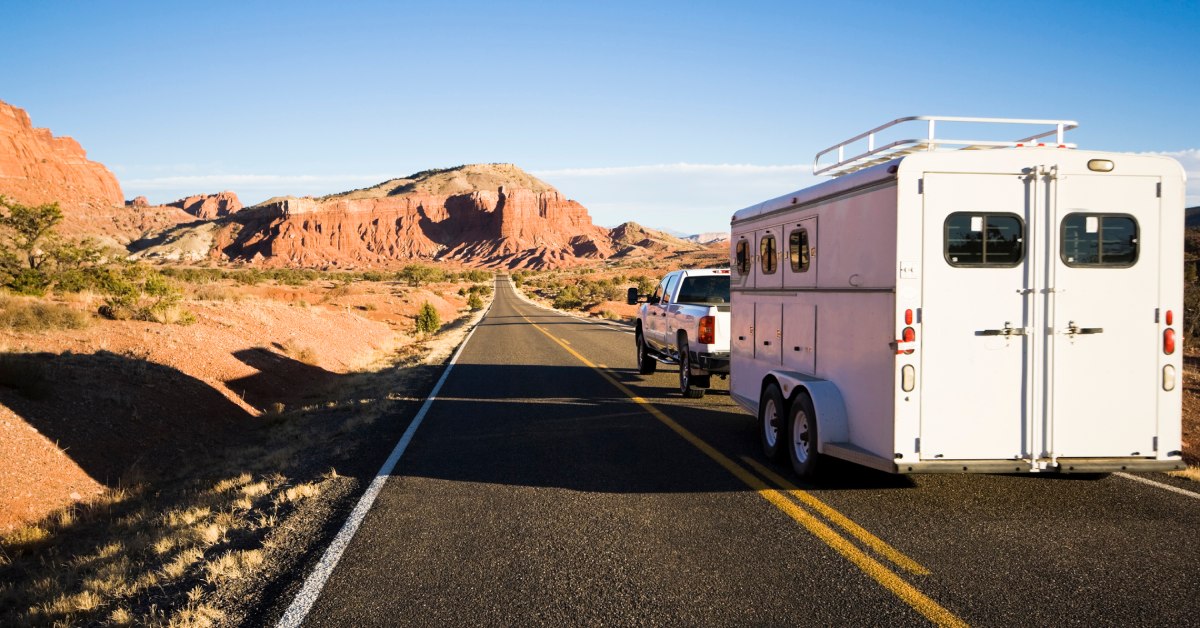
[
  {"x1": 789, "y1": 229, "x2": 810, "y2": 273},
  {"x1": 735, "y1": 240, "x2": 751, "y2": 275},
  {"x1": 760, "y1": 234, "x2": 778, "y2": 274},
  {"x1": 814, "y1": 116, "x2": 1079, "y2": 177},
  {"x1": 1060, "y1": 214, "x2": 1139, "y2": 268},
  {"x1": 944, "y1": 213, "x2": 1025, "y2": 267}
]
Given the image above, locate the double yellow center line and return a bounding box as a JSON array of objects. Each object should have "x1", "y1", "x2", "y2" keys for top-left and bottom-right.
[{"x1": 520, "y1": 313, "x2": 967, "y2": 627}]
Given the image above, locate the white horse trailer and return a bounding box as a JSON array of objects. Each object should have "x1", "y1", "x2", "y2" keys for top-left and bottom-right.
[{"x1": 730, "y1": 116, "x2": 1187, "y2": 478}]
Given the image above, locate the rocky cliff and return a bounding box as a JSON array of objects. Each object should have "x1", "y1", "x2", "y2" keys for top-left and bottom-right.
[
  {"x1": 167, "y1": 191, "x2": 242, "y2": 220},
  {"x1": 0, "y1": 100, "x2": 124, "y2": 211},
  {"x1": 0, "y1": 99, "x2": 200, "y2": 246},
  {"x1": 219, "y1": 164, "x2": 616, "y2": 269}
]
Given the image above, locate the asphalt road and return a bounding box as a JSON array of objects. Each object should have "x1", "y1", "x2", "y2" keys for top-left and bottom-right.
[{"x1": 294, "y1": 277, "x2": 1200, "y2": 626}]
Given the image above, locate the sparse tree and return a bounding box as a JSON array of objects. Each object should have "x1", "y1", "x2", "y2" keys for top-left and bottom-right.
[
  {"x1": 415, "y1": 301, "x2": 441, "y2": 334},
  {"x1": 0, "y1": 197, "x2": 63, "y2": 271}
]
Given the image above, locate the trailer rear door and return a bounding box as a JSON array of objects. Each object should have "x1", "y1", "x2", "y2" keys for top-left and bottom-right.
[
  {"x1": 919, "y1": 172, "x2": 1034, "y2": 460},
  {"x1": 1048, "y1": 174, "x2": 1160, "y2": 457}
]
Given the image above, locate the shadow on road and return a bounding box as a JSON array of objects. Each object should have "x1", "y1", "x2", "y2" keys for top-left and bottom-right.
[{"x1": 395, "y1": 361, "x2": 914, "y2": 493}]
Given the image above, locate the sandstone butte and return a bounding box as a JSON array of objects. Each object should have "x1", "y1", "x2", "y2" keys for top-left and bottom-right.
[
  {"x1": 217, "y1": 164, "x2": 641, "y2": 269},
  {"x1": 166, "y1": 190, "x2": 242, "y2": 220}
]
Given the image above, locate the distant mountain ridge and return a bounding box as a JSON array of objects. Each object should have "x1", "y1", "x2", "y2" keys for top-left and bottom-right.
[{"x1": 0, "y1": 98, "x2": 708, "y2": 269}]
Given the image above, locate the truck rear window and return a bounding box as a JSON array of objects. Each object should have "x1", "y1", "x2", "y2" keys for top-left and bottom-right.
[
  {"x1": 676, "y1": 276, "x2": 730, "y2": 304},
  {"x1": 944, "y1": 213, "x2": 1024, "y2": 267},
  {"x1": 1060, "y1": 214, "x2": 1138, "y2": 267}
]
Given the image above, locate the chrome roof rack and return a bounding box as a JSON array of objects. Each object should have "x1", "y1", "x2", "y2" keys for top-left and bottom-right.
[{"x1": 814, "y1": 116, "x2": 1079, "y2": 177}]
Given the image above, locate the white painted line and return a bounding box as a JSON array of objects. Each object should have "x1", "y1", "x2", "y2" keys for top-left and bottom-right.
[
  {"x1": 1116, "y1": 472, "x2": 1200, "y2": 501},
  {"x1": 276, "y1": 304, "x2": 489, "y2": 628}
]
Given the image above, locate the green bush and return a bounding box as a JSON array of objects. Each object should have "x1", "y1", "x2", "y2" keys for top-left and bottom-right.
[
  {"x1": 414, "y1": 301, "x2": 441, "y2": 334},
  {"x1": 553, "y1": 285, "x2": 583, "y2": 310},
  {"x1": 467, "y1": 293, "x2": 484, "y2": 310},
  {"x1": 398, "y1": 264, "x2": 445, "y2": 287}
]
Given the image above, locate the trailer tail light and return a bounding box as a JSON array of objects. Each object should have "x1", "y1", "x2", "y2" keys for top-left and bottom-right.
[
  {"x1": 901, "y1": 365, "x2": 915, "y2": 392},
  {"x1": 699, "y1": 316, "x2": 716, "y2": 345},
  {"x1": 904, "y1": 309, "x2": 913, "y2": 325},
  {"x1": 1164, "y1": 328, "x2": 1176, "y2": 355},
  {"x1": 1164, "y1": 365, "x2": 1177, "y2": 391},
  {"x1": 896, "y1": 327, "x2": 916, "y2": 354},
  {"x1": 1166, "y1": 310, "x2": 1174, "y2": 326}
]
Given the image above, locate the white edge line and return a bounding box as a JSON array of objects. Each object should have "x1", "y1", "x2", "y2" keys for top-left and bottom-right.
[
  {"x1": 275, "y1": 302, "x2": 491, "y2": 628},
  {"x1": 1115, "y1": 472, "x2": 1200, "y2": 500}
]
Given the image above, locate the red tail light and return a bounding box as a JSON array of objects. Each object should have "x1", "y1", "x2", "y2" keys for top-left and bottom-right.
[
  {"x1": 904, "y1": 309, "x2": 913, "y2": 325},
  {"x1": 699, "y1": 316, "x2": 716, "y2": 345},
  {"x1": 896, "y1": 326, "x2": 916, "y2": 355},
  {"x1": 1166, "y1": 310, "x2": 1174, "y2": 326},
  {"x1": 1164, "y1": 328, "x2": 1176, "y2": 355}
]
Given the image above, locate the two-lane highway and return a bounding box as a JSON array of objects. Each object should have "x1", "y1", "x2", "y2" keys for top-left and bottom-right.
[{"x1": 287, "y1": 277, "x2": 1200, "y2": 626}]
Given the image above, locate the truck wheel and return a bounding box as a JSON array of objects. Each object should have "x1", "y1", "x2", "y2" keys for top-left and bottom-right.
[
  {"x1": 788, "y1": 392, "x2": 822, "y2": 479},
  {"x1": 636, "y1": 328, "x2": 657, "y2": 375},
  {"x1": 759, "y1": 383, "x2": 786, "y2": 461},
  {"x1": 678, "y1": 337, "x2": 706, "y2": 398}
]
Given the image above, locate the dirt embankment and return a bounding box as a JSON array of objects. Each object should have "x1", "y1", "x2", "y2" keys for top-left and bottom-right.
[{"x1": 0, "y1": 275, "x2": 489, "y2": 626}]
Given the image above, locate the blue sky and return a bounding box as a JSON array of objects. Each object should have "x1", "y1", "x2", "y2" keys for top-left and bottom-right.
[{"x1": 4, "y1": 1, "x2": 1198, "y2": 233}]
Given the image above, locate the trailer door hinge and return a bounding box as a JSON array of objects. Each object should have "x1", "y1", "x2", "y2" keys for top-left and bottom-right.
[
  {"x1": 1157, "y1": 182, "x2": 1162, "y2": 198},
  {"x1": 917, "y1": 178, "x2": 924, "y2": 195}
]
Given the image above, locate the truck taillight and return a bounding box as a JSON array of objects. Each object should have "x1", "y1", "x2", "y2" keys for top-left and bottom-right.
[
  {"x1": 1164, "y1": 328, "x2": 1176, "y2": 355},
  {"x1": 699, "y1": 316, "x2": 716, "y2": 345}
]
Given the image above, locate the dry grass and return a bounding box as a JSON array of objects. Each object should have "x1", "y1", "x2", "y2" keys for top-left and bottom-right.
[
  {"x1": 1169, "y1": 466, "x2": 1200, "y2": 482},
  {"x1": 0, "y1": 296, "x2": 90, "y2": 332},
  {"x1": 279, "y1": 338, "x2": 319, "y2": 365}
]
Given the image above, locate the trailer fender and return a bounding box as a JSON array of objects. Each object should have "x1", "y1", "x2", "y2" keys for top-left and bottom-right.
[{"x1": 767, "y1": 371, "x2": 850, "y2": 449}]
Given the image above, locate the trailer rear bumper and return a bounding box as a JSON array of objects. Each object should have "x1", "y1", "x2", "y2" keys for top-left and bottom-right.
[{"x1": 895, "y1": 457, "x2": 1186, "y2": 474}]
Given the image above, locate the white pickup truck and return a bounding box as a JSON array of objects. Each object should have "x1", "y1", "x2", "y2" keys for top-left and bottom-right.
[{"x1": 628, "y1": 268, "x2": 732, "y2": 398}]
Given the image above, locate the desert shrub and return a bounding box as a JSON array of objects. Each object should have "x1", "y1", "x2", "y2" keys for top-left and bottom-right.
[
  {"x1": 467, "y1": 293, "x2": 484, "y2": 310},
  {"x1": 359, "y1": 270, "x2": 386, "y2": 282},
  {"x1": 268, "y1": 269, "x2": 318, "y2": 286},
  {"x1": 192, "y1": 284, "x2": 240, "y2": 302},
  {"x1": 231, "y1": 269, "x2": 266, "y2": 285},
  {"x1": 98, "y1": 265, "x2": 193, "y2": 324},
  {"x1": 636, "y1": 275, "x2": 656, "y2": 295},
  {"x1": 414, "y1": 301, "x2": 441, "y2": 334},
  {"x1": 553, "y1": 285, "x2": 583, "y2": 310},
  {"x1": 160, "y1": 267, "x2": 225, "y2": 284},
  {"x1": 5, "y1": 268, "x2": 52, "y2": 296},
  {"x1": 398, "y1": 264, "x2": 445, "y2": 287},
  {"x1": 0, "y1": 297, "x2": 89, "y2": 332},
  {"x1": 600, "y1": 309, "x2": 621, "y2": 321}
]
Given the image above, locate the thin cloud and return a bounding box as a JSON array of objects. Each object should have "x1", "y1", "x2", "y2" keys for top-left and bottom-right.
[
  {"x1": 532, "y1": 163, "x2": 815, "y2": 177},
  {"x1": 122, "y1": 173, "x2": 392, "y2": 190}
]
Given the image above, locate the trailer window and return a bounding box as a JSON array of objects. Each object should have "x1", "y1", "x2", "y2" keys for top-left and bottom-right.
[
  {"x1": 760, "y1": 235, "x2": 778, "y2": 274},
  {"x1": 1060, "y1": 214, "x2": 1138, "y2": 267},
  {"x1": 789, "y1": 229, "x2": 810, "y2": 272},
  {"x1": 735, "y1": 240, "x2": 751, "y2": 275},
  {"x1": 944, "y1": 213, "x2": 1024, "y2": 267}
]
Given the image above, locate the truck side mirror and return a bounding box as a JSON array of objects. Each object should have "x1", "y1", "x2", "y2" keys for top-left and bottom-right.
[{"x1": 627, "y1": 287, "x2": 640, "y2": 305}]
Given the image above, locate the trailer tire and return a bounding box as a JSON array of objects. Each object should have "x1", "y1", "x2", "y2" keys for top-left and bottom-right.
[
  {"x1": 759, "y1": 383, "x2": 786, "y2": 461},
  {"x1": 787, "y1": 392, "x2": 821, "y2": 479},
  {"x1": 678, "y1": 336, "x2": 706, "y2": 398},
  {"x1": 636, "y1": 327, "x2": 657, "y2": 375}
]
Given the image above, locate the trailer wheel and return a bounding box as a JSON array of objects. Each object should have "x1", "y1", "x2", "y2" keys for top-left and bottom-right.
[
  {"x1": 788, "y1": 392, "x2": 821, "y2": 479},
  {"x1": 678, "y1": 336, "x2": 706, "y2": 398},
  {"x1": 759, "y1": 383, "x2": 786, "y2": 461},
  {"x1": 636, "y1": 327, "x2": 657, "y2": 375}
]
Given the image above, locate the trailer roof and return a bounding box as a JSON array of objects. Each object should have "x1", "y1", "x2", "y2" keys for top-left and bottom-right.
[{"x1": 731, "y1": 158, "x2": 899, "y2": 225}]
